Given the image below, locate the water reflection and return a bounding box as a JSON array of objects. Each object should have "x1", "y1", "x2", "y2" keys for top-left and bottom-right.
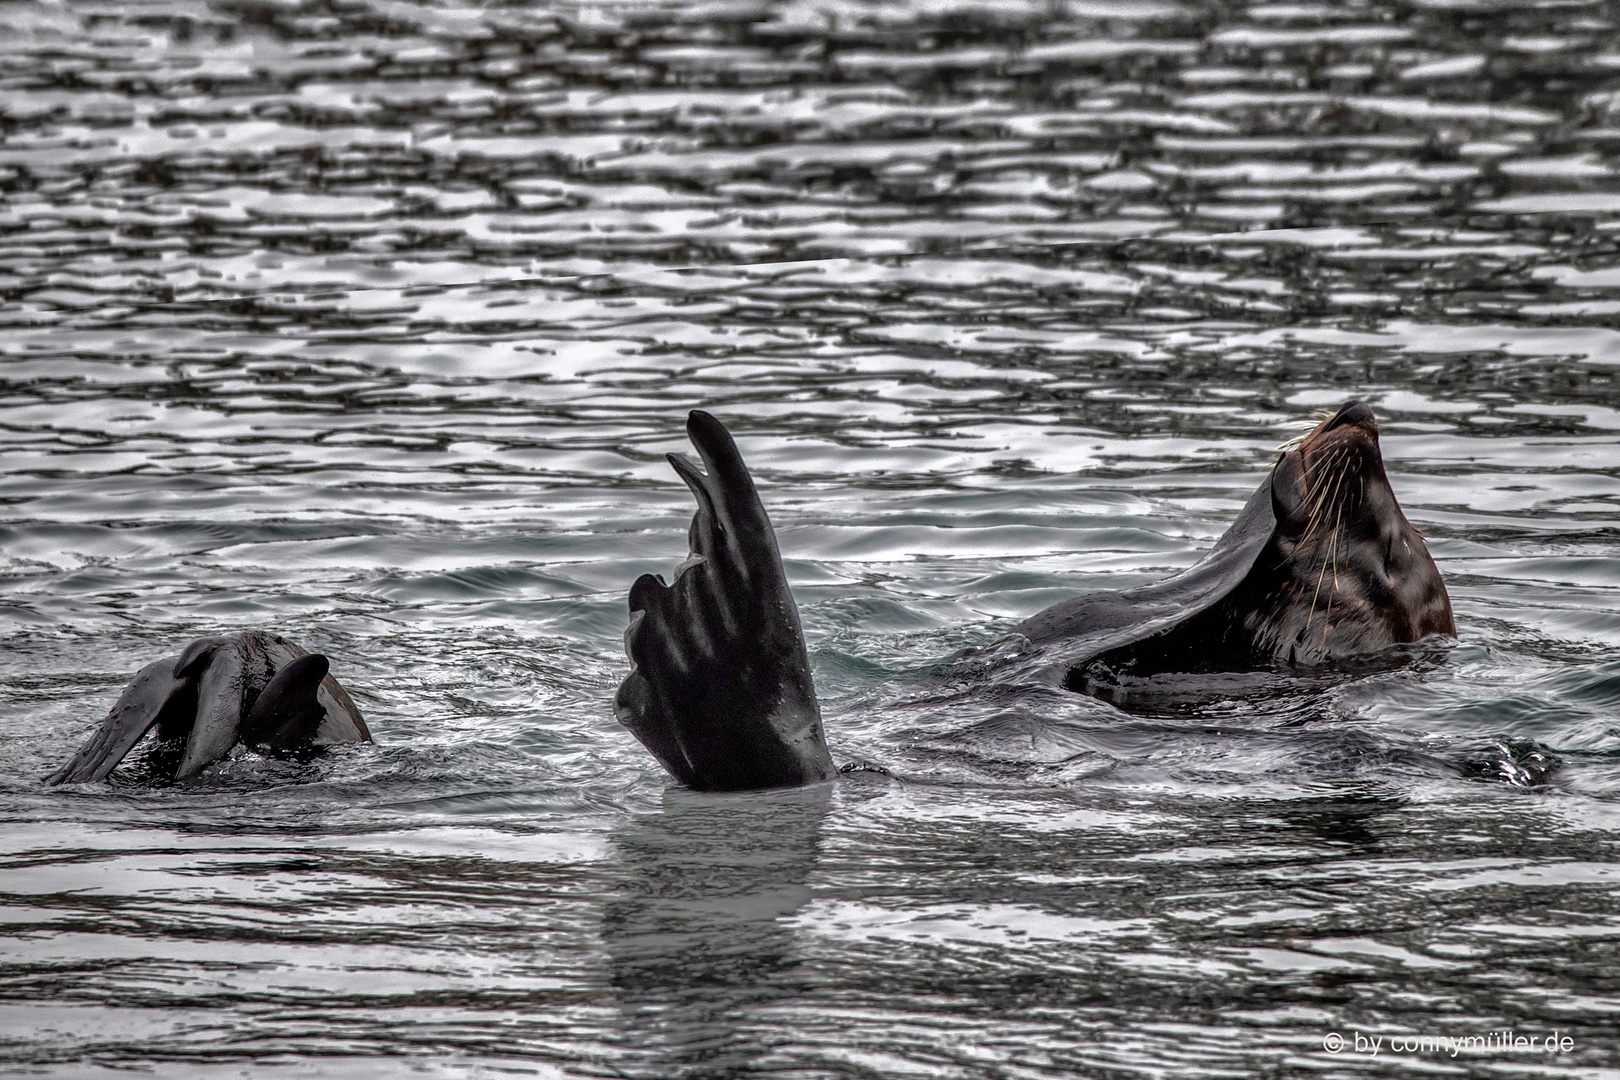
[{"x1": 604, "y1": 784, "x2": 832, "y2": 1078}]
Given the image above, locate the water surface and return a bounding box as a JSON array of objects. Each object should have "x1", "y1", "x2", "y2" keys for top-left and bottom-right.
[{"x1": 2, "y1": 0, "x2": 1619, "y2": 1076}]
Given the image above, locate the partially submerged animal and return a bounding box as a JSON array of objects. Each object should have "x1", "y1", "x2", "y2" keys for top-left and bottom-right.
[
  {"x1": 48, "y1": 631, "x2": 368, "y2": 785},
  {"x1": 616, "y1": 401, "x2": 1455, "y2": 791}
]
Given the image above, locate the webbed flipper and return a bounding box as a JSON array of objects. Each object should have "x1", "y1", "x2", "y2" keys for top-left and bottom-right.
[
  {"x1": 45, "y1": 657, "x2": 192, "y2": 785},
  {"x1": 175, "y1": 637, "x2": 252, "y2": 780},
  {"x1": 241, "y1": 653, "x2": 330, "y2": 753},
  {"x1": 614, "y1": 410, "x2": 834, "y2": 791},
  {"x1": 252, "y1": 633, "x2": 369, "y2": 745},
  {"x1": 48, "y1": 632, "x2": 369, "y2": 786}
]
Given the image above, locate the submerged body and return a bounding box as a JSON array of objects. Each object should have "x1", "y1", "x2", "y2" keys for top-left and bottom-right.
[
  {"x1": 48, "y1": 631, "x2": 368, "y2": 785},
  {"x1": 617, "y1": 402, "x2": 1454, "y2": 791}
]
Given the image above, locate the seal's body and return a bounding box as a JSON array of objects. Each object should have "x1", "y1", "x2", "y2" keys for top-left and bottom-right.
[{"x1": 1017, "y1": 401, "x2": 1454, "y2": 691}]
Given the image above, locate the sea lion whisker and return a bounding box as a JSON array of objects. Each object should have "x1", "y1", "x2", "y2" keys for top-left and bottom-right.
[
  {"x1": 1321, "y1": 495, "x2": 1347, "y2": 652},
  {"x1": 1329, "y1": 463, "x2": 1351, "y2": 546},
  {"x1": 1316, "y1": 534, "x2": 1344, "y2": 649},
  {"x1": 1302, "y1": 462, "x2": 1350, "y2": 639},
  {"x1": 1307, "y1": 453, "x2": 1337, "y2": 530},
  {"x1": 1275, "y1": 411, "x2": 1334, "y2": 452},
  {"x1": 1305, "y1": 547, "x2": 1329, "y2": 640},
  {"x1": 1303, "y1": 461, "x2": 1332, "y2": 539},
  {"x1": 1305, "y1": 447, "x2": 1346, "y2": 531},
  {"x1": 1306, "y1": 453, "x2": 1347, "y2": 545},
  {"x1": 1327, "y1": 447, "x2": 1352, "y2": 515},
  {"x1": 1321, "y1": 566, "x2": 1336, "y2": 652}
]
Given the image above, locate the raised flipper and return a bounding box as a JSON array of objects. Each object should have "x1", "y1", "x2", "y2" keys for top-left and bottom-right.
[
  {"x1": 254, "y1": 633, "x2": 370, "y2": 745},
  {"x1": 174, "y1": 637, "x2": 255, "y2": 780},
  {"x1": 240, "y1": 653, "x2": 330, "y2": 753},
  {"x1": 614, "y1": 410, "x2": 835, "y2": 791},
  {"x1": 45, "y1": 657, "x2": 193, "y2": 785}
]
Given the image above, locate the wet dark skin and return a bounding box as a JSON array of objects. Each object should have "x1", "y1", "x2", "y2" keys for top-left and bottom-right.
[
  {"x1": 615, "y1": 411, "x2": 835, "y2": 792},
  {"x1": 1051, "y1": 400, "x2": 1456, "y2": 693},
  {"x1": 49, "y1": 633, "x2": 367, "y2": 785}
]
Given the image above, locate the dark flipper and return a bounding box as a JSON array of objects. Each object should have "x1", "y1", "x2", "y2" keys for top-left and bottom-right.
[
  {"x1": 313, "y1": 670, "x2": 369, "y2": 745},
  {"x1": 175, "y1": 638, "x2": 252, "y2": 780},
  {"x1": 46, "y1": 658, "x2": 192, "y2": 785},
  {"x1": 614, "y1": 410, "x2": 835, "y2": 791},
  {"x1": 48, "y1": 633, "x2": 369, "y2": 786},
  {"x1": 241, "y1": 654, "x2": 330, "y2": 752},
  {"x1": 252, "y1": 633, "x2": 369, "y2": 745}
]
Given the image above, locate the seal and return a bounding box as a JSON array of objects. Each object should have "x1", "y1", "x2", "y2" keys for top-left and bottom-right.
[
  {"x1": 47, "y1": 631, "x2": 368, "y2": 785},
  {"x1": 1017, "y1": 400, "x2": 1456, "y2": 695},
  {"x1": 616, "y1": 402, "x2": 1454, "y2": 791}
]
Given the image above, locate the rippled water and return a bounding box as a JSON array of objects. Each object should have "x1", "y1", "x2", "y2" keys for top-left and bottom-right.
[{"x1": 3, "y1": 0, "x2": 1619, "y2": 1075}]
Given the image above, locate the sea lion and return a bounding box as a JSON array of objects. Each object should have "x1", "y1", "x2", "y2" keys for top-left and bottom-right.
[
  {"x1": 1016, "y1": 399, "x2": 1455, "y2": 697},
  {"x1": 616, "y1": 401, "x2": 1454, "y2": 791},
  {"x1": 47, "y1": 631, "x2": 368, "y2": 785}
]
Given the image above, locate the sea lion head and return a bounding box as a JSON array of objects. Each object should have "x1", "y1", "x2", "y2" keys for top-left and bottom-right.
[{"x1": 1253, "y1": 400, "x2": 1455, "y2": 664}]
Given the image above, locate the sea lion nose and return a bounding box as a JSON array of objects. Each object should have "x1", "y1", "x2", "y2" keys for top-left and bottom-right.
[{"x1": 1324, "y1": 400, "x2": 1377, "y2": 433}]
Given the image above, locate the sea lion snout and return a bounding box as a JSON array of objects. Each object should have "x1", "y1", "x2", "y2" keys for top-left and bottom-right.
[
  {"x1": 1322, "y1": 399, "x2": 1377, "y2": 435},
  {"x1": 1267, "y1": 401, "x2": 1385, "y2": 535}
]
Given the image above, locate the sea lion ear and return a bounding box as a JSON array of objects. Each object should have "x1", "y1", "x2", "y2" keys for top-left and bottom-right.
[{"x1": 1269, "y1": 452, "x2": 1307, "y2": 532}]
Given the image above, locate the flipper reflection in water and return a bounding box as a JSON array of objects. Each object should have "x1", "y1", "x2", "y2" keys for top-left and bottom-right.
[
  {"x1": 603, "y1": 784, "x2": 833, "y2": 1072},
  {"x1": 617, "y1": 403, "x2": 1455, "y2": 791},
  {"x1": 48, "y1": 631, "x2": 368, "y2": 785}
]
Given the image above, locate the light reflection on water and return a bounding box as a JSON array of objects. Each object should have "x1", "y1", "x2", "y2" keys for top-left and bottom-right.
[{"x1": 1, "y1": 0, "x2": 1618, "y2": 1075}]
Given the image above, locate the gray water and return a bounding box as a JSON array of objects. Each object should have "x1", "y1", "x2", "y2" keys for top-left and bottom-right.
[{"x1": 3, "y1": 0, "x2": 1619, "y2": 1076}]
